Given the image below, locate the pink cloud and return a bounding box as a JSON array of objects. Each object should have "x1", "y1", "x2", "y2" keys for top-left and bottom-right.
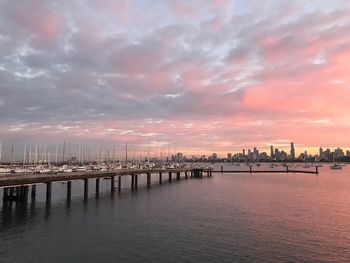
[
  {"x1": 8, "y1": 0, "x2": 63, "y2": 43},
  {"x1": 1, "y1": 0, "x2": 350, "y2": 156}
]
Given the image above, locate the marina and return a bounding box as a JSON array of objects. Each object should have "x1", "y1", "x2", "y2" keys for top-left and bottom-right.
[{"x1": 0, "y1": 161, "x2": 328, "y2": 205}]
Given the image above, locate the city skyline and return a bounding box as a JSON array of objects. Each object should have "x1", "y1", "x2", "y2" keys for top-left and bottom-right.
[
  {"x1": 1, "y1": 137, "x2": 350, "y2": 162},
  {"x1": 1, "y1": 1, "x2": 350, "y2": 153}
]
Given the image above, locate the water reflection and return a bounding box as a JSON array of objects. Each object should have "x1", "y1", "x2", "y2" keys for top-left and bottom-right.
[{"x1": 1, "y1": 166, "x2": 350, "y2": 262}]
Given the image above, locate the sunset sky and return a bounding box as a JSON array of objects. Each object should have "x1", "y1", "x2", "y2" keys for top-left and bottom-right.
[{"x1": 0, "y1": 0, "x2": 350, "y2": 156}]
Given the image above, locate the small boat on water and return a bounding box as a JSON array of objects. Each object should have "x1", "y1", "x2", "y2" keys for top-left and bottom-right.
[
  {"x1": 0, "y1": 168, "x2": 12, "y2": 174},
  {"x1": 76, "y1": 166, "x2": 86, "y2": 172},
  {"x1": 330, "y1": 164, "x2": 342, "y2": 170}
]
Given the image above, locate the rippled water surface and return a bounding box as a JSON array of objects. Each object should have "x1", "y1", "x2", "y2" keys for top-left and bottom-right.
[{"x1": 1, "y1": 164, "x2": 350, "y2": 262}]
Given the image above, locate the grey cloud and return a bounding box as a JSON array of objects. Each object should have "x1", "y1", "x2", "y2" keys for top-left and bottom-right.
[{"x1": 0, "y1": 0, "x2": 350, "y2": 132}]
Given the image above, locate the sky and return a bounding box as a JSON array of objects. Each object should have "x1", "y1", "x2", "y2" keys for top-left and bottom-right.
[{"x1": 0, "y1": 0, "x2": 350, "y2": 156}]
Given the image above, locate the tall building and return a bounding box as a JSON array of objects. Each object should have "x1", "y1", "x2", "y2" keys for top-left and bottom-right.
[
  {"x1": 334, "y1": 148, "x2": 344, "y2": 159},
  {"x1": 290, "y1": 142, "x2": 295, "y2": 160},
  {"x1": 227, "y1": 153, "x2": 232, "y2": 161},
  {"x1": 275, "y1": 148, "x2": 280, "y2": 160},
  {"x1": 319, "y1": 147, "x2": 323, "y2": 157},
  {"x1": 270, "y1": 145, "x2": 274, "y2": 158},
  {"x1": 253, "y1": 147, "x2": 259, "y2": 161}
]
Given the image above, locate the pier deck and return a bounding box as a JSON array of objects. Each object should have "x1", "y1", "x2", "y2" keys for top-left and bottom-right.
[
  {"x1": 1, "y1": 168, "x2": 212, "y2": 202},
  {"x1": 0, "y1": 168, "x2": 193, "y2": 188},
  {"x1": 1, "y1": 167, "x2": 319, "y2": 203},
  {"x1": 213, "y1": 170, "x2": 318, "y2": 174}
]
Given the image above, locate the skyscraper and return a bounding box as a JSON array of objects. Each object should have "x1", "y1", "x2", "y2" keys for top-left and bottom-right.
[
  {"x1": 319, "y1": 147, "x2": 323, "y2": 157},
  {"x1": 270, "y1": 145, "x2": 274, "y2": 158},
  {"x1": 290, "y1": 142, "x2": 295, "y2": 160}
]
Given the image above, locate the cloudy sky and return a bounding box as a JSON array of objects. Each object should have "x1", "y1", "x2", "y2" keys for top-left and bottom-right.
[{"x1": 0, "y1": 0, "x2": 350, "y2": 155}]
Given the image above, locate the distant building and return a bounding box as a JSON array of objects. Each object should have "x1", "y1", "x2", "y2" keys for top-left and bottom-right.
[
  {"x1": 227, "y1": 153, "x2": 232, "y2": 161},
  {"x1": 334, "y1": 148, "x2": 344, "y2": 160},
  {"x1": 253, "y1": 147, "x2": 259, "y2": 161},
  {"x1": 270, "y1": 145, "x2": 274, "y2": 158},
  {"x1": 319, "y1": 147, "x2": 323, "y2": 157},
  {"x1": 176, "y1": 152, "x2": 184, "y2": 162},
  {"x1": 247, "y1": 149, "x2": 252, "y2": 159},
  {"x1": 275, "y1": 149, "x2": 279, "y2": 160},
  {"x1": 290, "y1": 142, "x2": 295, "y2": 160}
]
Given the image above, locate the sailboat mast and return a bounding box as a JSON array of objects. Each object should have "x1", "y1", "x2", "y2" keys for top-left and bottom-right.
[
  {"x1": 62, "y1": 141, "x2": 66, "y2": 164},
  {"x1": 147, "y1": 140, "x2": 150, "y2": 165},
  {"x1": 55, "y1": 145, "x2": 58, "y2": 164},
  {"x1": 125, "y1": 142, "x2": 128, "y2": 165},
  {"x1": 23, "y1": 142, "x2": 27, "y2": 168},
  {"x1": 11, "y1": 144, "x2": 14, "y2": 166},
  {"x1": 0, "y1": 137, "x2": 2, "y2": 164}
]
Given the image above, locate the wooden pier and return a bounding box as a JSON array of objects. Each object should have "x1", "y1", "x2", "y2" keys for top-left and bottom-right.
[
  {"x1": 214, "y1": 165, "x2": 319, "y2": 174},
  {"x1": 1, "y1": 166, "x2": 319, "y2": 203},
  {"x1": 1, "y1": 168, "x2": 213, "y2": 203}
]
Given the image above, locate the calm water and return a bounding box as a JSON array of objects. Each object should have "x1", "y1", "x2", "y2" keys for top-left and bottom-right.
[{"x1": 1, "y1": 164, "x2": 350, "y2": 262}]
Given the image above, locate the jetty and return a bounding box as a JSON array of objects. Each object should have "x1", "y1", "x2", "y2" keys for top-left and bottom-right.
[
  {"x1": 1, "y1": 168, "x2": 213, "y2": 202},
  {"x1": 1, "y1": 165, "x2": 320, "y2": 204},
  {"x1": 214, "y1": 165, "x2": 320, "y2": 174}
]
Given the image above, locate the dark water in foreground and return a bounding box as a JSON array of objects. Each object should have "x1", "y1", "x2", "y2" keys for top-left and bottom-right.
[{"x1": 1, "y1": 164, "x2": 350, "y2": 262}]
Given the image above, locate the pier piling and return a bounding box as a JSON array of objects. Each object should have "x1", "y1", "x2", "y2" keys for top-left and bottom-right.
[
  {"x1": 111, "y1": 176, "x2": 115, "y2": 192},
  {"x1": 147, "y1": 173, "x2": 151, "y2": 188},
  {"x1": 84, "y1": 179, "x2": 89, "y2": 199},
  {"x1": 67, "y1": 181, "x2": 72, "y2": 200},
  {"x1": 3, "y1": 187, "x2": 9, "y2": 200},
  {"x1": 134, "y1": 174, "x2": 138, "y2": 190},
  {"x1": 131, "y1": 174, "x2": 135, "y2": 191},
  {"x1": 118, "y1": 176, "x2": 121, "y2": 192},
  {"x1": 159, "y1": 172, "x2": 162, "y2": 185},
  {"x1": 96, "y1": 178, "x2": 100, "y2": 194},
  {"x1": 169, "y1": 172, "x2": 172, "y2": 183},
  {"x1": 21, "y1": 186, "x2": 29, "y2": 201},
  {"x1": 16, "y1": 187, "x2": 21, "y2": 199},
  {"x1": 193, "y1": 169, "x2": 205, "y2": 178},
  {"x1": 31, "y1": 185, "x2": 36, "y2": 199},
  {"x1": 176, "y1": 172, "x2": 180, "y2": 180},
  {"x1": 46, "y1": 182, "x2": 52, "y2": 202}
]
